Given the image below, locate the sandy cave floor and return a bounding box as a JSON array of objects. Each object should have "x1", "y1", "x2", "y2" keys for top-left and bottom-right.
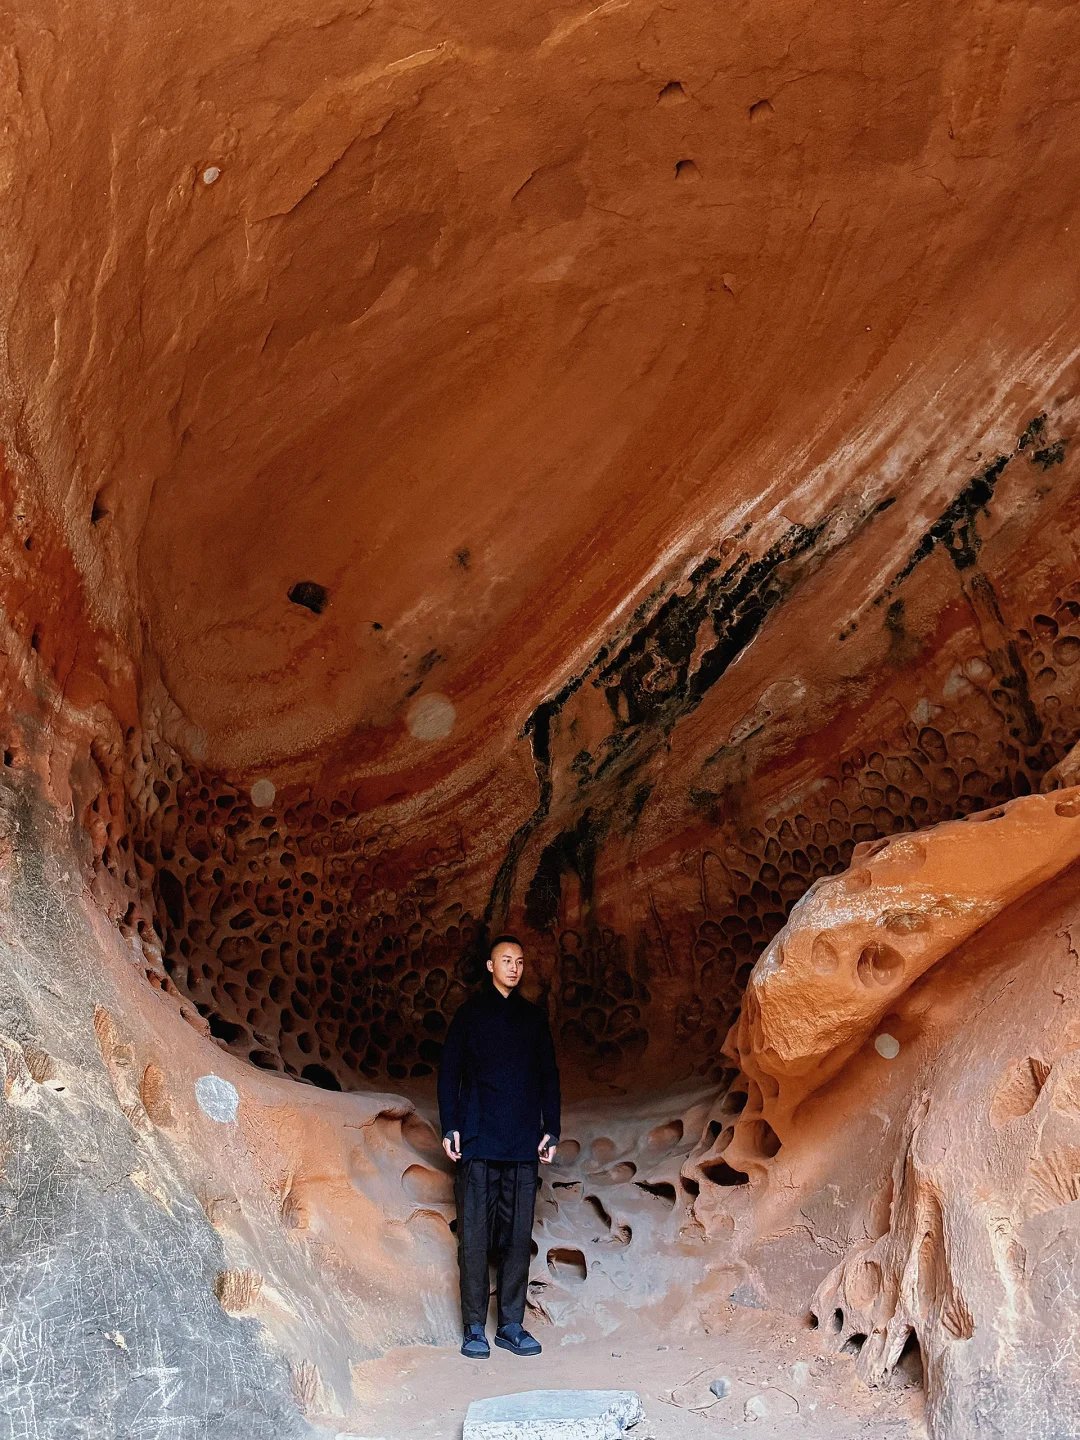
[{"x1": 339, "y1": 1306, "x2": 927, "y2": 1439}]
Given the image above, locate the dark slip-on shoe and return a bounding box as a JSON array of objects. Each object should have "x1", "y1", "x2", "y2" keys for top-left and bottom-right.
[
  {"x1": 461, "y1": 1325, "x2": 490, "y2": 1359},
  {"x1": 494, "y1": 1323, "x2": 542, "y2": 1356}
]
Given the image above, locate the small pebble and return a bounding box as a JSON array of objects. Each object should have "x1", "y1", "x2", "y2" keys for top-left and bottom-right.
[
  {"x1": 791, "y1": 1360, "x2": 810, "y2": 1386},
  {"x1": 611, "y1": 1352, "x2": 622, "y2": 1358},
  {"x1": 745, "y1": 1394, "x2": 769, "y2": 1419},
  {"x1": 202, "y1": 165, "x2": 221, "y2": 184},
  {"x1": 709, "y1": 1377, "x2": 731, "y2": 1399}
]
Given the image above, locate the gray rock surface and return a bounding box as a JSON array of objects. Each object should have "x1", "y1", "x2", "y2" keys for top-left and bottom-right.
[
  {"x1": 464, "y1": 1389, "x2": 644, "y2": 1440},
  {"x1": 0, "y1": 788, "x2": 314, "y2": 1440}
]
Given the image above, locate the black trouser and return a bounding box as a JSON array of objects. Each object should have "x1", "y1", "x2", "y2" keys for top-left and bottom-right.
[{"x1": 454, "y1": 1158, "x2": 538, "y2": 1328}]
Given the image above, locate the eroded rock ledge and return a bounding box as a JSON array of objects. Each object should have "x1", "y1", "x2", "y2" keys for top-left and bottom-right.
[{"x1": 696, "y1": 779, "x2": 1080, "y2": 1439}]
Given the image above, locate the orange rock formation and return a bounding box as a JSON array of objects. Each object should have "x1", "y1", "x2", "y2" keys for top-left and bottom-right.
[{"x1": 3, "y1": 0, "x2": 1080, "y2": 1433}]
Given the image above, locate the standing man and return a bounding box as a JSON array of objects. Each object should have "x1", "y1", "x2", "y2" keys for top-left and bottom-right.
[{"x1": 438, "y1": 934, "x2": 561, "y2": 1360}]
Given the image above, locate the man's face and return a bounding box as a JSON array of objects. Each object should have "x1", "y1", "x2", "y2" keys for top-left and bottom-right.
[{"x1": 488, "y1": 943, "x2": 524, "y2": 993}]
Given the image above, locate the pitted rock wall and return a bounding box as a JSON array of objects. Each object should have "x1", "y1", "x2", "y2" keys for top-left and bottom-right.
[{"x1": 103, "y1": 419, "x2": 1080, "y2": 1100}]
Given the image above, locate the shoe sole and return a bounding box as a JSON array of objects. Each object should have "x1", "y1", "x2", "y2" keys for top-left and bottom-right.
[
  {"x1": 493, "y1": 1338, "x2": 541, "y2": 1356},
  {"x1": 461, "y1": 1349, "x2": 489, "y2": 1359}
]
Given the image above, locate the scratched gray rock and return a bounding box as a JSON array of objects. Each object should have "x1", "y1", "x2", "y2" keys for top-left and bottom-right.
[{"x1": 0, "y1": 788, "x2": 314, "y2": 1440}]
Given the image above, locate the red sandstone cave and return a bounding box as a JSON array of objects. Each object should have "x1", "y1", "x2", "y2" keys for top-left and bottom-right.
[{"x1": 3, "y1": 0, "x2": 1080, "y2": 1435}]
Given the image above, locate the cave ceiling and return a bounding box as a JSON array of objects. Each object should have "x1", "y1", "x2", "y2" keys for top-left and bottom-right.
[{"x1": 4, "y1": 0, "x2": 1080, "y2": 1091}]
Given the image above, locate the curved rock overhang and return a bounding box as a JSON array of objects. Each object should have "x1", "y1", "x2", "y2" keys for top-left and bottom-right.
[
  {"x1": 6, "y1": 0, "x2": 1079, "y2": 1090},
  {"x1": 3, "y1": 0, "x2": 1080, "y2": 1433}
]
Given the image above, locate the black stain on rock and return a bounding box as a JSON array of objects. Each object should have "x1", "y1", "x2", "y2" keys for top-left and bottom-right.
[
  {"x1": 571, "y1": 749, "x2": 593, "y2": 786},
  {"x1": 628, "y1": 782, "x2": 653, "y2": 824},
  {"x1": 524, "y1": 810, "x2": 607, "y2": 934},
  {"x1": 524, "y1": 847, "x2": 563, "y2": 933},
  {"x1": 595, "y1": 519, "x2": 827, "y2": 754},
  {"x1": 1032, "y1": 439, "x2": 1066, "y2": 470},
  {"x1": 869, "y1": 416, "x2": 1073, "y2": 747},
  {"x1": 883, "y1": 419, "x2": 1067, "y2": 606},
  {"x1": 484, "y1": 511, "x2": 865, "y2": 928},
  {"x1": 889, "y1": 452, "x2": 1011, "y2": 592}
]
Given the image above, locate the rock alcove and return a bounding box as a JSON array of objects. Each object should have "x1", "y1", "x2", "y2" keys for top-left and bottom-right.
[{"x1": 4, "y1": 0, "x2": 1080, "y2": 1435}]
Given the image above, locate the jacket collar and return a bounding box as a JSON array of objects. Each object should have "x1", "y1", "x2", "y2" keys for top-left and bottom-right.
[{"x1": 480, "y1": 978, "x2": 519, "y2": 1006}]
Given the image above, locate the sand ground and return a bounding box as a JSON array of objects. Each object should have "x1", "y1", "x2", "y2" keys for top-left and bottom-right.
[{"x1": 339, "y1": 1306, "x2": 927, "y2": 1439}]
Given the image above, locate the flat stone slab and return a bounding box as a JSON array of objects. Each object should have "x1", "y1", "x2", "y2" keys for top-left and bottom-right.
[{"x1": 464, "y1": 1389, "x2": 644, "y2": 1440}]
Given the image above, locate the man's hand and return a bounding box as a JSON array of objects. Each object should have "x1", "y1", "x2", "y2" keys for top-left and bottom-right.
[
  {"x1": 538, "y1": 1134, "x2": 556, "y2": 1164},
  {"x1": 442, "y1": 1130, "x2": 461, "y2": 1162}
]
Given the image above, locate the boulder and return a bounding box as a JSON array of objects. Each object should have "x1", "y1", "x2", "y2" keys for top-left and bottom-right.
[{"x1": 464, "y1": 1389, "x2": 644, "y2": 1440}]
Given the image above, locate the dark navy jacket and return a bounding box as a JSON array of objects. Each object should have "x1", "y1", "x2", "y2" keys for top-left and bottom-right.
[{"x1": 437, "y1": 982, "x2": 561, "y2": 1162}]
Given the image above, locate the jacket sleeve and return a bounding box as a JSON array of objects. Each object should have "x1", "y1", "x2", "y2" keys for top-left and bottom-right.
[
  {"x1": 437, "y1": 1005, "x2": 467, "y2": 1138},
  {"x1": 538, "y1": 1013, "x2": 561, "y2": 1142}
]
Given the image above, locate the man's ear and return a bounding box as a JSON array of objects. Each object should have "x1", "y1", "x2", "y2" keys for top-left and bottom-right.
[{"x1": 486, "y1": 957, "x2": 494, "y2": 973}]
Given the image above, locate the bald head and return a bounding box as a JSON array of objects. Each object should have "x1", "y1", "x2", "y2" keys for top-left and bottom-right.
[{"x1": 487, "y1": 936, "x2": 524, "y2": 996}]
